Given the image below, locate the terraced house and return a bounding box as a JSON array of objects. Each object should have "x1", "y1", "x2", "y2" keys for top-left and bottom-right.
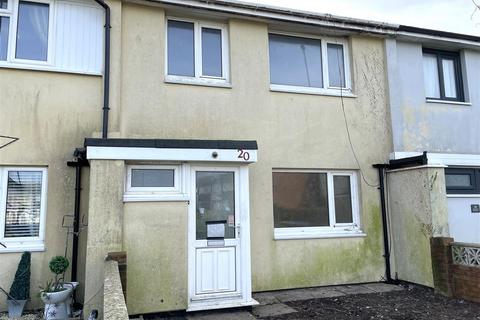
[{"x1": 0, "y1": 0, "x2": 479, "y2": 318}]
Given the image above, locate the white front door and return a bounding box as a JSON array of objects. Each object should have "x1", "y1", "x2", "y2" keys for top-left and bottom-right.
[{"x1": 188, "y1": 165, "x2": 255, "y2": 311}]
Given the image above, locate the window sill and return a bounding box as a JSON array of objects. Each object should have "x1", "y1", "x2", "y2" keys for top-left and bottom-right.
[
  {"x1": 0, "y1": 241, "x2": 45, "y2": 253},
  {"x1": 165, "y1": 75, "x2": 232, "y2": 88},
  {"x1": 426, "y1": 99, "x2": 471, "y2": 106},
  {"x1": 270, "y1": 84, "x2": 356, "y2": 98},
  {"x1": 0, "y1": 62, "x2": 102, "y2": 76},
  {"x1": 274, "y1": 228, "x2": 366, "y2": 240},
  {"x1": 123, "y1": 193, "x2": 189, "y2": 202}
]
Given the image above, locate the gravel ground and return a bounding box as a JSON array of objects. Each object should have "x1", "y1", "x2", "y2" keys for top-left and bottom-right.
[
  {"x1": 272, "y1": 285, "x2": 480, "y2": 320},
  {"x1": 0, "y1": 310, "x2": 42, "y2": 320}
]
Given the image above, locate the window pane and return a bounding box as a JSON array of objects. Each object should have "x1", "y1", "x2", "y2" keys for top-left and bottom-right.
[
  {"x1": 0, "y1": 0, "x2": 7, "y2": 10},
  {"x1": 167, "y1": 20, "x2": 194, "y2": 77},
  {"x1": 131, "y1": 169, "x2": 174, "y2": 188},
  {"x1": 5, "y1": 171, "x2": 42, "y2": 238},
  {"x1": 442, "y1": 58, "x2": 457, "y2": 98},
  {"x1": 0, "y1": 16, "x2": 9, "y2": 60},
  {"x1": 201, "y1": 27, "x2": 222, "y2": 77},
  {"x1": 334, "y1": 176, "x2": 353, "y2": 223},
  {"x1": 423, "y1": 53, "x2": 440, "y2": 98},
  {"x1": 273, "y1": 172, "x2": 329, "y2": 228},
  {"x1": 445, "y1": 174, "x2": 472, "y2": 188},
  {"x1": 16, "y1": 1, "x2": 49, "y2": 61},
  {"x1": 327, "y1": 43, "x2": 346, "y2": 88},
  {"x1": 196, "y1": 172, "x2": 235, "y2": 240},
  {"x1": 269, "y1": 34, "x2": 323, "y2": 88}
]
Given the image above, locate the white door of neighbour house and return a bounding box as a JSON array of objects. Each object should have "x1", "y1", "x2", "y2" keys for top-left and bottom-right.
[{"x1": 188, "y1": 166, "x2": 255, "y2": 311}]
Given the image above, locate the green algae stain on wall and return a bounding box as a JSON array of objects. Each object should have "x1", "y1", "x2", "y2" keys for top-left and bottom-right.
[{"x1": 253, "y1": 204, "x2": 385, "y2": 291}]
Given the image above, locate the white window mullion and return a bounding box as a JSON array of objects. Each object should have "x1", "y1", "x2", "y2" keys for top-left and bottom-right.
[
  {"x1": 327, "y1": 172, "x2": 336, "y2": 227},
  {"x1": 351, "y1": 173, "x2": 360, "y2": 228},
  {"x1": 221, "y1": 26, "x2": 229, "y2": 81},
  {"x1": 321, "y1": 40, "x2": 329, "y2": 89},
  {"x1": 194, "y1": 21, "x2": 202, "y2": 78}
]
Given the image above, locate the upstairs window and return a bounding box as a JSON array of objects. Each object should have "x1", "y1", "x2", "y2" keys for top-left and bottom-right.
[
  {"x1": 272, "y1": 170, "x2": 362, "y2": 239},
  {"x1": 0, "y1": 0, "x2": 103, "y2": 74},
  {"x1": 268, "y1": 32, "x2": 351, "y2": 95},
  {"x1": 0, "y1": 0, "x2": 51, "y2": 63},
  {"x1": 423, "y1": 49, "x2": 464, "y2": 102},
  {"x1": 0, "y1": 167, "x2": 47, "y2": 252},
  {"x1": 166, "y1": 18, "x2": 229, "y2": 84},
  {"x1": 15, "y1": 0, "x2": 49, "y2": 61}
]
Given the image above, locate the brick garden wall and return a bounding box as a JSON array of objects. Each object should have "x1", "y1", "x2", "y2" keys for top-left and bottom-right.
[{"x1": 431, "y1": 237, "x2": 480, "y2": 303}]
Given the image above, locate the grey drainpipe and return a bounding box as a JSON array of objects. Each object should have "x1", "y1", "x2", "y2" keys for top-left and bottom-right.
[{"x1": 94, "y1": 0, "x2": 111, "y2": 139}]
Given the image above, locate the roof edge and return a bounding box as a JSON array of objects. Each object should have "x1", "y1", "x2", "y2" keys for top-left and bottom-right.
[
  {"x1": 84, "y1": 138, "x2": 259, "y2": 150},
  {"x1": 150, "y1": 0, "x2": 480, "y2": 43}
]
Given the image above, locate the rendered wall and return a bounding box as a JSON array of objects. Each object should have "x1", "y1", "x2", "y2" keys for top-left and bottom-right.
[
  {"x1": 118, "y1": 3, "x2": 392, "y2": 297},
  {"x1": 387, "y1": 39, "x2": 480, "y2": 154},
  {"x1": 0, "y1": 69, "x2": 102, "y2": 311},
  {"x1": 84, "y1": 160, "x2": 125, "y2": 316},
  {"x1": 123, "y1": 202, "x2": 188, "y2": 315},
  {"x1": 387, "y1": 166, "x2": 449, "y2": 287}
]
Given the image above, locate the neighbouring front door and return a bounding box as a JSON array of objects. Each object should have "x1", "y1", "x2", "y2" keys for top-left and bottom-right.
[{"x1": 188, "y1": 166, "x2": 255, "y2": 311}]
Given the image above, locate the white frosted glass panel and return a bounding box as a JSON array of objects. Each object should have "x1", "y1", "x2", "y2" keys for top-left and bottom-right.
[
  {"x1": 131, "y1": 169, "x2": 174, "y2": 188},
  {"x1": 269, "y1": 34, "x2": 323, "y2": 88},
  {"x1": 16, "y1": 1, "x2": 49, "y2": 61},
  {"x1": 54, "y1": 1, "x2": 103, "y2": 73},
  {"x1": 442, "y1": 59, "x2": 457, "y2": 98},
  {"x1": 423, "y1": 53, "x2": 440, "y2": 98}
]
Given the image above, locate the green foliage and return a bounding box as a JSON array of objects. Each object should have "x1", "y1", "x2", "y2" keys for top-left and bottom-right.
[
  {"x1": 8, "y1": 252, "x2": 31, "y2": 300},
  {"x1": 39, "y1": 256, "x2": 70, "y2": 293},
  {"x1": 38, "y1": 280, "x2": 66, "y2": 295},
  {"x1": 49, "y1": 256, "x2": 69, "y2": 275}
]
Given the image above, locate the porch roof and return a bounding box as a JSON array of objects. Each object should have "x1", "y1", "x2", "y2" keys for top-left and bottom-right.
[{"x1": 84, "y1": 138, "x2": 258, "y2": 150}]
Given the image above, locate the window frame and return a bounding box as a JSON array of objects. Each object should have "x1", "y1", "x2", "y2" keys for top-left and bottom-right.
[
  {"x1": 165, "y1": 16, "x2": 230, "y2": 87},
  {"x1": 0, "y1": 0, "x2": 54, "y2": 65},
  {"x1": 124, "y1": 164, "x2": 188, "y2": 202},
  {"x1": 445, "y1": 168, "x2": 480, "y2": 195},
  {"x1": 272, "y1": 169, "x2": 363, "y2": 240},
  {"x1": 268, "y1": 30, "x2": 352, "y2": 96},
  {"x1": 0, "y1": 167, "x2": 48, "y2": 253},
  {"x1": 423, "y1": 48, "x2": 465, "y2": 102}
]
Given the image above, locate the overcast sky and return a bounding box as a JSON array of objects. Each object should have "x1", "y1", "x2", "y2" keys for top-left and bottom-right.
[{"x1": 253, "y1": 0, "x2": 480, "y2": 36}]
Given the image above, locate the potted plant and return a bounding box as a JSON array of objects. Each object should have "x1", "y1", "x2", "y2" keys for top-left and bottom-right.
[
  {"x1": 40, "y1": 256, "x2": 70, "y2": 320},
  {"x1": 7, "y1": 251, "x2": 31, "y2": 318}
]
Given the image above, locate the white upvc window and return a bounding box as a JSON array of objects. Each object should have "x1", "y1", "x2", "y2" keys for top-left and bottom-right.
[
  {"x1": 124, "y1": 164, "x2": 188, "y2": 202},
  {"x1": 0, "y1": 0, "x2": 103, "y2": 74},
  {"x1": 165, "y1": 17, "x2": 230, "y2": 87},
  {"x1": 272, "y1": 169, "x2": 363, "y2": 240},
  {"x1": 0, "y1": 167, "x2": 47, "y2": 252},
  {"x1": 268, "y1": 31, "x2": 353, "y2": 96},
  {"x1": 0, "y1": 0, "x2": 54, "y2": 64}
]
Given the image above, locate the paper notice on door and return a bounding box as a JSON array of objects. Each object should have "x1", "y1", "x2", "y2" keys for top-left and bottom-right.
[{"x1": 227, "y1": 214, "x2": 234, "y2": 227}]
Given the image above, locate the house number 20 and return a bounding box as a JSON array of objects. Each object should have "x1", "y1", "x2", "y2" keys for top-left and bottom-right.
[{"x1": 237, "y1": 149, "x2": 250, "y2": 161}]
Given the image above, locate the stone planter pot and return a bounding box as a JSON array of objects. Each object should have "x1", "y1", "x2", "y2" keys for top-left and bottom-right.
[
  {"x1": 6, "y1": 299, "x2": 27, "y2": 318},
  {"x1": 41, "y1": 288, "x2": 72, "y2": 320}
]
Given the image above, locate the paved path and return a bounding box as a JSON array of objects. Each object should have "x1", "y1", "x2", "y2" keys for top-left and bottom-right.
[{"x1": 141, "y1": 283, "x2": 403, "y2": 319}]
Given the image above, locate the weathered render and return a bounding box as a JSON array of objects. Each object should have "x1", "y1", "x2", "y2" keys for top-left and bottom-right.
[
  {"x1": 0, "y1": 69, "x2": 102, "y2": 311},
  {"x1": 387, "y1": 166, "x2": 449, "y2": 286},
  {"x1": 79, "y1": 1, "x2": 393, "y2": 315}
]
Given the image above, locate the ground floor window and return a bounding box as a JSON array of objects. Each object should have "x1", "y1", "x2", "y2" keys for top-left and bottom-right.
[
  {"x1": 272, "y1": 169, "x2": 363, "y2": 239},
  {"x1": 0, "y1": 167, "x2": 47, "y2": 252},
  {"x1": 445, "y1": 167, "x2": 480, "y2": 194}
]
